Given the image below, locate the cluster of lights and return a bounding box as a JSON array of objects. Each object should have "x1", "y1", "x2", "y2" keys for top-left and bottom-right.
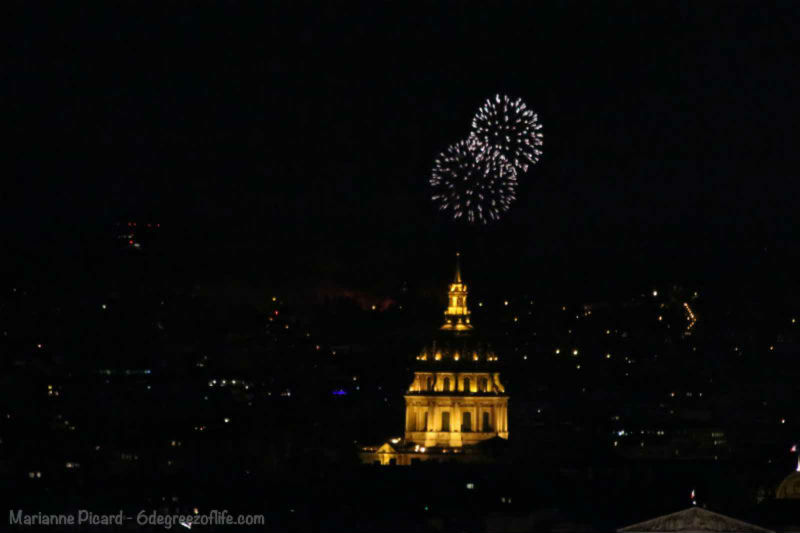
[
  {"x1": 98, "y1": 369, "x2": 151, "y2": 376},
  {"x1": 683, "y1": 302, "x2": 697, "y2": 332},
  {"x1": 207, "y1": 379, "x2": 249, "y2": 390},
  {"x1": 126, "y1": 221, "x2": 160, "y2": 228}
]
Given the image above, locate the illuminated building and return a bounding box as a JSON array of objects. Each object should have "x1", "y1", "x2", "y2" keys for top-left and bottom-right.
[{"x1": 361, "y1": 254, "x2": 509, "y2": 465}]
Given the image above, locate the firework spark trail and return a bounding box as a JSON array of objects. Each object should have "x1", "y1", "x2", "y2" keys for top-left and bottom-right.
[{"x1": 469, "y1": 94, "x2": 543, "y2": 173}]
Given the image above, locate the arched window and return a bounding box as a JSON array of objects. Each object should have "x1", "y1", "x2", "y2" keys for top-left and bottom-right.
[
  {"x1": 427, "y1": 377, "x2": 434, "y2": 391},
  {"x1": 463, "y1": 378, "x2": 471, "y2": 392},
  {"x1": 483, "y1": 412, "x2": 491, "y2": 432},
  {"x1": 480, "y1": 378, "x2": 488, "y2": 392},
  {"x1": 441, "y1": 411, "x2": 450, "y2": 432},
  {"x1": 443, "y1": 377, "x2": 450, "y2": 391},
  {"x1": 423, "y1": 412, "x2": 428, "y2": 431}
]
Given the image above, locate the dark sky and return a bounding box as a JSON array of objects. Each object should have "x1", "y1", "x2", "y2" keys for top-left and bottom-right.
[{"x1": 6, "y1": 2, "x2": 799, "y2": 296}]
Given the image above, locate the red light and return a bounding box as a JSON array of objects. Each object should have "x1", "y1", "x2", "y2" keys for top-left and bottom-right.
[
  {"x1": 274, "y1": 311, "x2": 279, "y2": 316},
  {"x1": 129, "y1": 240, "x2": 134, "y2": 245},
  {"x1": 147, "y1": 223, "x2": 151, "y2": 228},
  {"x1": 156, "y1": 223, "x2": 160, "y2": 228}
]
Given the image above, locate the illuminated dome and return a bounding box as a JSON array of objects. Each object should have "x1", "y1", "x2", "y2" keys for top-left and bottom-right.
[
  {"x1": 777, "y1": 459, "x2": 800, "y2": 499},
  {"x1": 359, "y1": 253, "x2": 509, "y2": 465},
  {"x1": 416, "y1": 333, "x2": 498, "y2": 365}
]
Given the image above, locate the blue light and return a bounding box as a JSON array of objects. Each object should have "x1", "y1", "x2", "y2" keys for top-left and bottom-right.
[{"x1": 332, "y1": 389, "x2": 347, "y2": 396}]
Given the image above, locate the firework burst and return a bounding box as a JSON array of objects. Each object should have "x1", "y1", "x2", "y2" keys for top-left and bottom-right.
[
  {"x1": 469, "y1": 94, "x2": 543, "y2": 172},
  {"x1": 430, "y1": 140, "x2": 518, "y2": 224}
]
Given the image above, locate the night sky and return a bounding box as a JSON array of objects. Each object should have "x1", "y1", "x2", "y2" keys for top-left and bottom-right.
[{"x1": 6, "y1": 2, "x2": 799, "y2": 297}]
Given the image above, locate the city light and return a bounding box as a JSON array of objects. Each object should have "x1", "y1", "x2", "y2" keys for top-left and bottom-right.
[{"x1": 683, "y1": 302, "x2": 697, "y2": 332}]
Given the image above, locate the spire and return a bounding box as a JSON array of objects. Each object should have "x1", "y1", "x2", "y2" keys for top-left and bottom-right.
[{"x1": 441, "y1": 253, "x2": 472, "y2": 331}]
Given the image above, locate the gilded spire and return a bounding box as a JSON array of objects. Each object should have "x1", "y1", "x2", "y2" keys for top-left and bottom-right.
[{"x1": 441, "y1": 253, "x2": 472, "y2": 331}]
